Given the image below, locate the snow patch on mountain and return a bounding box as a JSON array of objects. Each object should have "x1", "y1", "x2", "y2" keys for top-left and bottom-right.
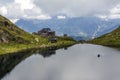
[
  {"x1": 92, "y1": 25, "x2": 101, "y2": 39},
  {"x1": 78, "y1": 32, "x2": 88, "y2": 37}
]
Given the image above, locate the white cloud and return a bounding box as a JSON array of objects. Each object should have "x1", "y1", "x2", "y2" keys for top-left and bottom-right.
[
  {"x1": 10, "y1": 19, "x2": 19, "y2": 23},
  {"x1": 96, "y1": 15, "x2": 108, "y2": 20},
  {"x1": 1, "y1": 0, "x2": 120, "y2": 21},
  {"x1": 110, "y1": 5, "x2": 120, "y2": 14},
  {"x1": 57, "y1": 15, "x2": 66, "y2": 19},
  {"x1": 23, "y1": 14, "x2": 51, "y2": 20},
  {"x1": 97, "y1": 4, "x2": 120, "y2": 19},
  {"x1": 34, "y1": 0, "x2": 120, "y2": 17},
  {"x1": 0, "y1": 0, "x2": 51, "y2": 23},
  {"x1": 15, "y1": 0, "x2": 34, "y2": 10},
  {"x1": 109, "y1": 4, "x2": 120, "y2": 19},
  {"x1": 0, "y1": 6, "x2": 7, "y2": 15}
]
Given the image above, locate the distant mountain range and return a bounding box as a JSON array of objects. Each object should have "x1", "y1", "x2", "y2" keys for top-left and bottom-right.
[{"x1": 16, "y1": 17, "x2": 120, "y2": 40}]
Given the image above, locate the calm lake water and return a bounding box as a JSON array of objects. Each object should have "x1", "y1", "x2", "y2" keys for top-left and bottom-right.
[{"x1": 1, "y1": 44, "x2": 120, "y2": 80}]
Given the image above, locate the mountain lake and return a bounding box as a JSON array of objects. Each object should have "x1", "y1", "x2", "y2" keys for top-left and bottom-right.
[{"x1": 0, "y1": 44, "x2": 120, "y2": 80}]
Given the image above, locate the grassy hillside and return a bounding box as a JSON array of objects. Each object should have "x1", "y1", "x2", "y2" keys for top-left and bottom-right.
[
  {"x1": 89, "y1": 27, "x2": 120, "y2": 47},
  {"x1": 0, "y1": 15, "x2": 76, "y2": 54},
  {"x1": 0, "y1": 15, "x2": 47, "y2": 43}
]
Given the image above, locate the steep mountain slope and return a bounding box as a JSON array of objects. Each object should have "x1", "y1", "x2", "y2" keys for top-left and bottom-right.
[
  {"x1": 90, "y1": 27, "x2": 120, "y2": 47},
  {"x1": 0, "y1": 15, "x2": 42, "y2": 44},
  {"x1": 16, "y1": 17, "x2": 120, "y2": 40},
  {"x1": 0, "y1": 15, "x2": 75, "y2": 54}
]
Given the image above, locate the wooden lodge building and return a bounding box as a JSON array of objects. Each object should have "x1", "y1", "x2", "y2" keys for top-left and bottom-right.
[{"x1": 33, "y1": 28, "x2": 55, "y2": 37}]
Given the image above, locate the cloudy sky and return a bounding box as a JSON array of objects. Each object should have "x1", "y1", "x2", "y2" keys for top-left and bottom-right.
[{"x1": 0, "y1": 0, "x2": 120, "y2": 22}]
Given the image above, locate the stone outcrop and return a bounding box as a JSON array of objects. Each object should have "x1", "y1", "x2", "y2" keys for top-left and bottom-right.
[{"x1": 0, "y1": 15, "x2": 30, "y2": 44}]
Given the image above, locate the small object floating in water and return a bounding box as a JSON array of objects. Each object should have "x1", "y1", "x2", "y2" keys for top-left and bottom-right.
[{"x1": 97, "y1": 54, "x2": 100, "y2": 58}]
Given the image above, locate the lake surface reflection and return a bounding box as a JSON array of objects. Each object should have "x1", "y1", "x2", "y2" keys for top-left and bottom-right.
[{"x1": 1, "y1": 44, "x2": 120, "y2": 80}]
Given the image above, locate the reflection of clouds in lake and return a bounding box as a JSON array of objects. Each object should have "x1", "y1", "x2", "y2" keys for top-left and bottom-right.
[{"x1": 2, "y1": 44, "x2": 120, "y2": 80}]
